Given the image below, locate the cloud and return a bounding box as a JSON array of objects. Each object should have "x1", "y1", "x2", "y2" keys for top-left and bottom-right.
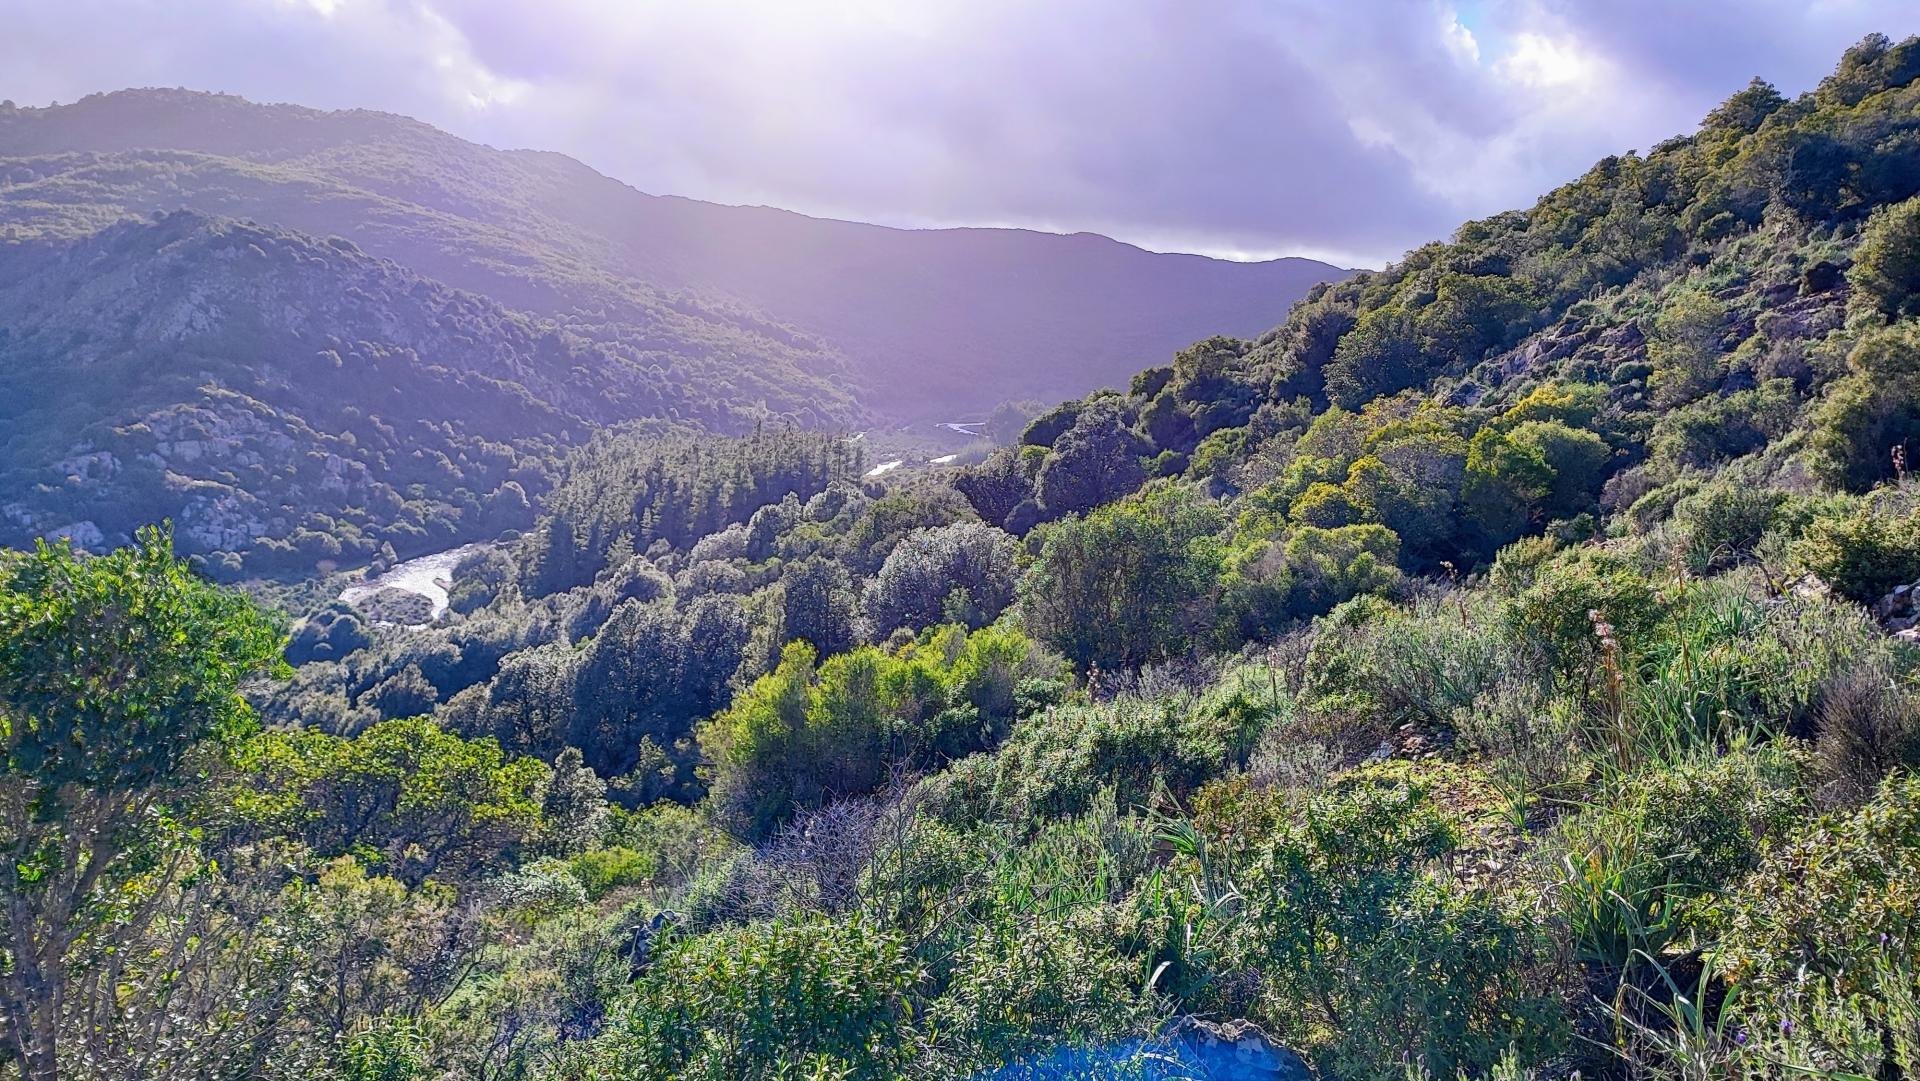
[{"x1": 3, "y1": 0, "x2": 1917, "y2": 265}]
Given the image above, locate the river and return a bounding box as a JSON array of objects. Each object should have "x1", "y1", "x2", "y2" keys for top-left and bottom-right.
[{"x1": 338, "y1": 543, "x2": 482, "y2": 620}]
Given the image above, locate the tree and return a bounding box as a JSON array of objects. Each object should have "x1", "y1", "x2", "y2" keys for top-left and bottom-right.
[
  {"x1": 233, "y1": 716, "x2": 549, "y2": 886},
  {"x1": 781, "y1": 557, "x2": 859, "y2": 656},
  {"x1": 864, "y1": 523, "x2": 1019, "y2": 639},
  {"x1": 954, "y1": 447, "x2": 1040, "y2": 529},
  {"x1": 0, "y1": 527, "x2": 284, "y2": 1080},
  {"x1": 1019, "y1": 484, "x2": 1225, "y2": 670},
  {"x1": 1325, "y1": 307, "x2": 1425, "y2": 409},
  {"x1": 1647, "y1": 288, "x2": 1727, "y2": 407},
  {"x1": 1462, "y1": 427, "x2": 1553, "y2": 557},
  {"x1": 1505, "y1": 420, "x2": 1612, "y2": 520},
  {"x1": 1034, "y1": 399, "x2": 1152, "y2": 517},
  {"x1": 1808, "y1": 322, "x2": 1920, "y2": 490},
  {"x1": 1169, "y1": 335, "x2": 1258, "y2": 437},
  {"x1": 1850, "y1": 195, "x2": 1920, "y2": 323},
  {"x1": 1704, "y1": 77, "x2": 1786, "y2": 134}
]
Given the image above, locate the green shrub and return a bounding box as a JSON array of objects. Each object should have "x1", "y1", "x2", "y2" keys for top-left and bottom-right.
[
  {"x1": 1628, "y1": 746, "x2": 1808, "y2": 899},
  {"x1": 567, "y1": 846, "x2": 653, "y2": 900},
  {"x1": 603, "y1": 918, "x2": 923, "y2": 1080},
  {"x1": 1849, "y1": 193, "x2": 1920, "y2": 322},
  {"x1": 1792, "y1": 500, "x2": 1920, "y2": 602},
  {"x1": 1807, "y1": 323, "x2": 1920, "y2": 491},
  {"x1": 1673, "y1": 482, "x2": 1787, "y2": 574},
  {"x1": 341, "y1": 1016, "x2": 430, "y2": 1081},
  {"x1": 1018, "y1": 482, "x2": 1226, "y2": 670},
  {"x1": 1715, "y1": 772, "x2": 1920, "y2": 994},
  {"x1": 1558, "y1": 747, "x2": 1807, "y2": 970},
  {"x1": 700, "y1": 627, "x2": 1062, "y2": 838},
  {"x1": 1501, "y1": 547, "x2": 1672, "y2": 682},
  {"x1": 1733, "y1": 950, "x2": 1920, "y2": 1080},
  {"x1": 926, "y1": 909, "x2": 1155, "y2": 1073},
  {"x1": 1198, "y1": 766, "x2": 1564, "y2": 1080},
  {"x1": 940, "y1": 681, "x2": 1275, "y2": 825},
  {"x1": 1318, "y1": 879, "x2": 1564, "y2": 1081},
  {"x1": 1303, "y1": 592, "x2": 1524, "y2": 732}
]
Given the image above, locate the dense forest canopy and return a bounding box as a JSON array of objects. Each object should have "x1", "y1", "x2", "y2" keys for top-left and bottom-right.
[{"x1": 7, "y1": 32, "x2": 1920, "y2": 1081}]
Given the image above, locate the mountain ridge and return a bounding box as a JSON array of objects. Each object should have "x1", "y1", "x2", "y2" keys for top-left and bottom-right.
[{"x1": 0, "y1": 87, "x2": 1345, "y2": 415}]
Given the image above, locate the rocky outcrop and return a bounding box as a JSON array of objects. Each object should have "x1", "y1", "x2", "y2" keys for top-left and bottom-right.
[
  {"x1": 1476, "y1": 317, "x2": 1597, "y2": 390},
  {"x1": 1873, "y1": 581, "x2": 1920, "y2": 644}
]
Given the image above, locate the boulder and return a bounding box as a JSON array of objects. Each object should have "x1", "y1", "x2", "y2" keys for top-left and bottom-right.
[
  {"x1": 1597, "y1": 321, "x2": 1646, "y2": 352},
  {"x1": 1874, "y1": 581, "x2": 1920, "y2": 629},
  {"x1": 622, "y1": 910, "x2": 682, "y2": 977}
]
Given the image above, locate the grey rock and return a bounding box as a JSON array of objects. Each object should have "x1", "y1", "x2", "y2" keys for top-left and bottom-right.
[{"x1": 39, "y1": 521, "x2": 105, "y2": 550}]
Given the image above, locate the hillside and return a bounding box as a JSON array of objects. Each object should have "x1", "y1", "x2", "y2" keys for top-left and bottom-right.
[
  {"x1": 0, "y1": 211, "x2": 823, "y2": 569},
  {"x1": 11, "y1": 31, "x2": 1920, "y2": 1081},
  {"x1": 0, "y1": 88, "x2": 1344, "y2": 416},
  {"x1": 220, "y1": 33, "x2": 1920, "y2": 1081}
]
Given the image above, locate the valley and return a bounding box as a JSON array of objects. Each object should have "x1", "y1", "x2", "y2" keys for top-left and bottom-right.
[{"x1": 5, "y1": 25, "x2": 1920, "y2": 1081}]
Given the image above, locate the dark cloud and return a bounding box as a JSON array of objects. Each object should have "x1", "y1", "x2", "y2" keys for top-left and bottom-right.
[{"x1": 4, "y1": 0, "x2": 1918, "y2": 265}]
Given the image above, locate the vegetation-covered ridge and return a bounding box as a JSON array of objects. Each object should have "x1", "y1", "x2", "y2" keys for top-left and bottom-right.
[
  {"x1": 0, "y1": 86, "x2": 1343, "y2": 418},
  {"x1": 0, "y1": 207, "x2": 851, "y2": 565},
  {"x1": 8, "y1": 33, "x2": 1920, "y2": 1081}
]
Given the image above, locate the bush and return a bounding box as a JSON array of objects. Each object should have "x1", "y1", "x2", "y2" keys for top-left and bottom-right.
[
  {"x1": 939, "y1": 678, "x2": 1276, "y2": 826},
  {"x1": 1300, "y1": 592, "x2": 1519, "y2": 731},
  {"x1": 1792, "y1": 500, "x2": 1920, "y2": 602},
  {"x1": 340, "y1": 1016, "x2": 430, "y2": 1081},
  {"x1": 1807, "y1": 323, "x2": 1920, "y2": 490},
  {"x1": 1019, "y1": 483, "x2": 1225, "y2": 670},
  {"x1": 1637, "y1": 747, "x2": 1808, "y2": 893},
  {"x1": 927, "y1": 910, "x2": 1154, "y2": 1073},
  {"x1": 864, "y1": 521, "x2": 1019, "y2": 638},
  {"x1": 1715, "y1": 772, "x2": 1920, "y2": 995},
  {"x1": 1501, "y1": 547, "x2": 1671, "y2": 681},
  {"x1": 1811, "y1": 660, "x2": 1920, "y2": 803},
  {"x1": 287, "y1": 601, "x2": 374, "y2": 663},
  {"x1": 1850, "y1": 193, "x2": 1920, "y2": 322},
  {"x1": 567, "y1": 846, "x2": 653, "y2": 899},
  {"x1": 700, "y1": 627, "x2": 1062, "y2": 837},
  {"x1": 1198, "y1": 767, "x2": 1565, "y2": 1080},
  {"x1": 1557, "y1": 745, "x2": 1808, "y2": 969},
  {"x1": 602, "y1": 918, "x2": 923, "y2": 1080},
  {"x1": 1673, "y1": 482, "x2": 1787, "y2": 573}
]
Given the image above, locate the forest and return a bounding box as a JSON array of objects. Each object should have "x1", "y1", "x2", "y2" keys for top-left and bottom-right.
[{"x1": 7, "y1": 32, "x2": 1920, "y2": 1081}]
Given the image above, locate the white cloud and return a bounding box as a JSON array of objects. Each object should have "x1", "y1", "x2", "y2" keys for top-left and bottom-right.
[
  {"x1": 1445, "y1": 15, "x2": 1483, "y2": 64},
  {"x1": 1495, "y1": 31, "x2": 1600, "y2": 88},
  {"x1": 3, "y1": 0, "x2": 1917, "y2": 265}
]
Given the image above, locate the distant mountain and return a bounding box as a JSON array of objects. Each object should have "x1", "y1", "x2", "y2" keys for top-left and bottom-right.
[
  {"x1": 0, "y1": 89, "x2": 1345, "y2": 416},
  {"x1": 0, "y1": 211, "x2": 719, "y2": 567}
]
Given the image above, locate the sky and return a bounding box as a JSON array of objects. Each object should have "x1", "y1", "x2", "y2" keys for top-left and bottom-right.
[{"x1": 5, "y1": 0, "x2": 1919, "y2": 267}]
